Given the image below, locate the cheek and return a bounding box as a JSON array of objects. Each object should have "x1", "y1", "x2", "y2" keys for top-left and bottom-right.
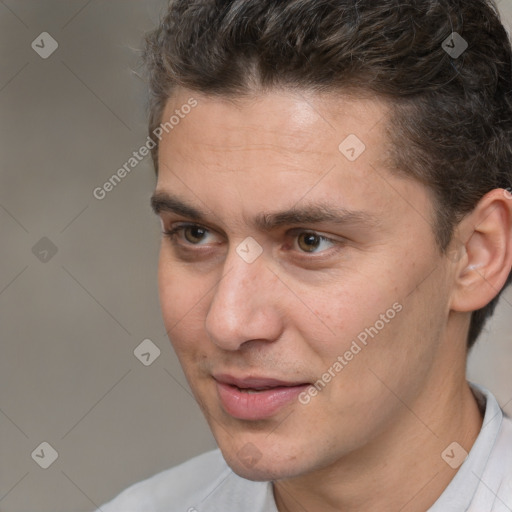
[
  {"x1": 322, "y1": 269, "x2": 449, "y2": 417},
  {"x1": 157, "y1": 256, "x2": 179, "y2": 323},
  {"x1": 157, "y1": 255, "x2": 207, "y2": 348},
  {"x1": 303, "y1": 274, "x2": 399, "y2": 357},
  {"x1": 296, "y1": 263, "x2": 420, "y2": 402}
]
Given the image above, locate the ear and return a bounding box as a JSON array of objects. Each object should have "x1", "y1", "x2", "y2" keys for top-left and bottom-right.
[{"x1": 450, "y1": 188, "x2": 512, "y2": 313}]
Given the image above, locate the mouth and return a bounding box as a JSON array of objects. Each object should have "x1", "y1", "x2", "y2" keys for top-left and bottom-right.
[{"x1": 213, "y1": 374, "x2": 311, "y2": 420}]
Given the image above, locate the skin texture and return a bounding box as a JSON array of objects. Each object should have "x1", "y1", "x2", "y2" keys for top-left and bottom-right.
[{"x1": 152, "y1": 88, "x2": 512, "y2": 512}]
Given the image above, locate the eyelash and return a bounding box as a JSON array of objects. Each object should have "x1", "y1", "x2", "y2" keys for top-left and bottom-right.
[{"x1": 161, "y1": 223, "x2": 342, "y2": 257}]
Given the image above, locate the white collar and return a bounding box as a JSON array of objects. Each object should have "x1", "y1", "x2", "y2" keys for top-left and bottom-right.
[{"x1": 428, "y1": 382, "x2": 506, "y2": 511}]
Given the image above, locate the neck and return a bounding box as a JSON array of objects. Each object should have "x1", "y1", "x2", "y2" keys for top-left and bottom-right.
[{"x1": 273, "y1": 348, "x2": 483, "y2": 511}]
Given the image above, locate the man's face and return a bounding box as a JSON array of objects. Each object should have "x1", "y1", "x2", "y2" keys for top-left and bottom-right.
[{"x1": 154, "y1": 89, "x2": 456, "y2": 480}]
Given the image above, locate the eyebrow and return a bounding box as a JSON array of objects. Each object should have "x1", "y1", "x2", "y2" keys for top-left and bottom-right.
[{"x1": 150, "y1": 191, "x2": 380, "y2": 231}]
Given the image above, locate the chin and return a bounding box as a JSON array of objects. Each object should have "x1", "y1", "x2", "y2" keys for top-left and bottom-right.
[
  {"x1": 218, "y1": 440, "x2": 311, "y2": 482},
  {"x1": 224, "y1": 454, "x2": 297, "y2": 482},
  {"x1": 228, "y1": 462, "x2": 281, "y2": 481}
]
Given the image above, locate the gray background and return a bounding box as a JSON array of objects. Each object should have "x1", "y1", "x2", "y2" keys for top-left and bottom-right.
[{"x1": 0, "y1": 1, "x2": 511, "y2": 511}]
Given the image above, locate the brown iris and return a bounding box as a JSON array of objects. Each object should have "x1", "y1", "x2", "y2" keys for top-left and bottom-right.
[
  {"x1": 183, "y1": 226, "x2": 207, "y2": 244},
  {"x1": 297, "y1": 232, "x2": 321, "y2": 253}
]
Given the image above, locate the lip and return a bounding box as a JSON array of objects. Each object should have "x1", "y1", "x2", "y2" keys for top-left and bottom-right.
[
  {"x1": 214, "y1": 374, "x2": 308, "y2": 389},
  {"x1": 213, "y1": 374, "x2": 310, "y2": 420}
]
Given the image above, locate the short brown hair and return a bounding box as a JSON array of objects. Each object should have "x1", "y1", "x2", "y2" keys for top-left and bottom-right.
[{"x1": 143, "y1": 0, "x2": 512, "y2": 349}]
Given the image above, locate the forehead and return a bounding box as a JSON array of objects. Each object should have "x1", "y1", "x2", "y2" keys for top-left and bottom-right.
[
  {"x1": 160, "y1": 88, "x2": 390, "y2": 159},
  {"x1": 154, "y1": 88, "x2": 432, "y2": 235},
  {"x1": 157, "y1": 89, "x2": 390, "y2": 188}
]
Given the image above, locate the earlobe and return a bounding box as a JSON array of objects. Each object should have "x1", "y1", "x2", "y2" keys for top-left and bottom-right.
[{"x1": 450, "y1": 189, "x2": 512, "y2": 313}]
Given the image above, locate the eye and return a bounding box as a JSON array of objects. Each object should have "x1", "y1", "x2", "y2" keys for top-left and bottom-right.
[
  {"x1": 162, "y1": 223, "x2": 216, "y2": 245},
  {"x1": 162, "y1": 223, "x2": 342, "y2": 258},
  {"x1": 294, "y1": 231, "x2": 338, "y2": 254}
]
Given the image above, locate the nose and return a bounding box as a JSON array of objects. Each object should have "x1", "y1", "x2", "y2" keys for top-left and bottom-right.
[{"x1": 204, "y1": 246, "x2": 284, "y2": 351}]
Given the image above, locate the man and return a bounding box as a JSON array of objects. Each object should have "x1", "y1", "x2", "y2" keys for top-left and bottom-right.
[{"x1": 97, "y1": 0, "x2": 512, "y2": 510}]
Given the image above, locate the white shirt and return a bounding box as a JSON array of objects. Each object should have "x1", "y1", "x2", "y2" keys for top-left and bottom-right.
[{"x1": 96, "y1": 383, "x2": 512, "y2": 512}]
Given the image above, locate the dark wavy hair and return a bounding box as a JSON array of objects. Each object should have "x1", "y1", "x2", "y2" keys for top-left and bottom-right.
[{"x1": 142, "y1": 0, "x2": 512, "y2": 349}]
